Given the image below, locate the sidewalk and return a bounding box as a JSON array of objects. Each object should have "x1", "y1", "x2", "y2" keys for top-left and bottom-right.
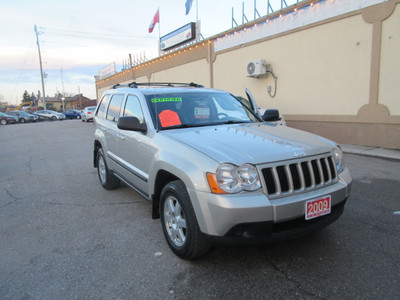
[{"x1": 341, "y1": 144, "x2": 400, "y2": 160}]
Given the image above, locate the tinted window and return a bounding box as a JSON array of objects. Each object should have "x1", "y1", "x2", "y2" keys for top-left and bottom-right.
[
  {"x1": 123, "y1": 95, "x2": 144, "y2": 123},
  {"x1": 106, "y1": 94, "x2": 124, "y2": 122},
  {"x1": 96, "y1": 95, "x2": 109, "y2": 119}
]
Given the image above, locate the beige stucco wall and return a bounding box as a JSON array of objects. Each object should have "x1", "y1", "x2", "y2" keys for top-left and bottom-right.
[
  {"x1": 213, "y1": 14, "x2": 373, "y2": 115},
  {"x1": 149, "y1": 59, "x2": 210, "y2": 86},
  {"x1": 95, "y1": 0, "x2": 400, "y2": 149},
  {"x1": 379, "y1": 3, "x2": 400, "y2": 115}
]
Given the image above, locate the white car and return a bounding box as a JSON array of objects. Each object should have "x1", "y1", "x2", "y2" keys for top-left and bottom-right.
[
  {"x1": 236, "y1": 89, "x2": 286, "y2": 126},
  {"x1": 81, "y1": 106, "x2": 96, "y2": 122},
  {"x1": 34, "y1": 110, "x2": 65, "y2": 121}
]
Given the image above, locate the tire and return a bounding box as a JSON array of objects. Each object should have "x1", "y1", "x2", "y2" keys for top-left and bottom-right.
[
  {"x1": 0, "y1": 119, "x2": 7, "y2": 125},
  {"x1": 51, "y1": 116, "x2": 57, "y2": 121},
  {"x1": 20, "y1": 118, "x2": 26, "y2": 124},
  {"x1": 160, "y1": 180, "x2": 211, "y2": 259},
  {"x1": 96, "y1": 148, "x2": 120, "y2": 190}
]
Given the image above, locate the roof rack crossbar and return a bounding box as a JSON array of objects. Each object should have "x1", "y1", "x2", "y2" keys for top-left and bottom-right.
[{"x1": 111, "y1": 82, "x2": 204, "y2": 89}]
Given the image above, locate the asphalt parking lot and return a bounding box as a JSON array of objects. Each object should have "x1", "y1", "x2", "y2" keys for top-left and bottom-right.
[{"x1": 1, "y1": 120, "x2": 399, "y2": 299}]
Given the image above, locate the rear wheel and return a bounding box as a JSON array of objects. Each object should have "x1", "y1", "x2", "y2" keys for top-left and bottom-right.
[
  {"x1": 160, "y1": 180, "x2": 211, "y2": 259},
  {"x1": 96, "y1": 148, "x2": 120, "y2": 190},
  {"x1": 0, "y1": 119, "x2": 7, "y2": 125}
]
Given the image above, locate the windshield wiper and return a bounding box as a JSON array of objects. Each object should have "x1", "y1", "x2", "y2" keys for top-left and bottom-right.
[
  {"x1": 160, "y1": 123, "x2": 210, "y2": 130},
  {"x1": 220, "y1": 120, "x2": 250, "y2": 124}
]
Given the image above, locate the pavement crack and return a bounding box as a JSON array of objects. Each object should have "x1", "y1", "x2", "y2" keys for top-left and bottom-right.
[
  {"x1": 36, "y1": 200, "x2": 142, "y2": 207},
  {"x1": 27, "y1": 154, "x2": 33, "y2": 172},
  {"x1": 268, "y1": 258, "x2": 326, "y2": 300},
  {"x1": 0, "y1": 188, "x2": 20, "y2": 209}
]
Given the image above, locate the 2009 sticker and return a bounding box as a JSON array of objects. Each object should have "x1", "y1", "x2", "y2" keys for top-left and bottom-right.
[{"x1": 305, "y1": 196, "x2": 331, "y2": 220}]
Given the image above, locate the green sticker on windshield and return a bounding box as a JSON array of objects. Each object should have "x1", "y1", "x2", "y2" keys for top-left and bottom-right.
[{"x1": 151, "y1": 97, "x2": 182, "y2": 103}]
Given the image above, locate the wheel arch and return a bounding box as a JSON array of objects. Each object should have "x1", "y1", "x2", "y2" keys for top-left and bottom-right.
[
  {"x1": 93, "y1": 140, "x2": 102, "y2": 168},
  {"x1": 151, "y1": 170, "x2": 180, "y2": 219}
]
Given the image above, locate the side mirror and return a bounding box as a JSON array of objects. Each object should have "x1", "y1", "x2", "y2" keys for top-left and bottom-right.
[
  {"x1": 262, "y1": 109, "x2": 281, "y2": 122},
  {"x1": 117, "y1": 116, "x2": 147, "y2": 133}
]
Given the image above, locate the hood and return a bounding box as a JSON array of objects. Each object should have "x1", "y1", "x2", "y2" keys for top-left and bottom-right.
[{"x1": 163, "y1": 123, "x2": 335, "y2": 165}]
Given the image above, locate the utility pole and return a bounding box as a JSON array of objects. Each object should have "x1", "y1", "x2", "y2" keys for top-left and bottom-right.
[
  {"x1": 78, "y1": 86, "x2": 82, "y2": 108},
  {"x1": 34, "y1": 25, "x2": 46, "y2": 110},
  {"x1": 60, "y1": 67, "x2": 65, "y2": 110}
]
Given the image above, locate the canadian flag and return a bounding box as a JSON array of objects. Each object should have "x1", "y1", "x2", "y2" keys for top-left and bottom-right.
[{"x1": 148, "y1": 9, "x2": 159, "y2": 33}]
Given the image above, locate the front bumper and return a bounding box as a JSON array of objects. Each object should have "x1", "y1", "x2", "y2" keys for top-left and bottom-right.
[{"x1": 188, "y1": 167, "x2": 351, "y2": 243}]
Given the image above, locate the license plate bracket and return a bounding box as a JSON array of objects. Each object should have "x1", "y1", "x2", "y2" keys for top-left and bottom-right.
[{"x1": 305, "y1": 196, "x2": 331, "y2": 220}]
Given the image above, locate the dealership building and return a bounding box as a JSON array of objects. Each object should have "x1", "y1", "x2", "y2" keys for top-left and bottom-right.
[{"x1": 95, "y1": 0, "x2": 400, "y2": 150}]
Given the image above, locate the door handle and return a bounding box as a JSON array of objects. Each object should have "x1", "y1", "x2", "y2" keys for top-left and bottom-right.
[{"x1": 117, "y1": 134, "x2": 125, "y2": 140}]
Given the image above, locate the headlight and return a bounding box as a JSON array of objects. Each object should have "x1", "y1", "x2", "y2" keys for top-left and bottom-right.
[
  {"x1": 333, "y1": 147, "x2": 344, "y2": 173},
  {"x1": 215, "y1": 164, "x2": 241, "y2": 193},
  {"x1": 237, "y1": 164, "x2": 261, "y2": 191},
  {"x1": 209, "y1": 163, "x2": 261, "y2": 194}
]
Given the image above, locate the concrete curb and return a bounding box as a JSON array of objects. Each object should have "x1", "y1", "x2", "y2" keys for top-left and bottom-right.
[{"x1": 341, "y1": 144, "x2": 400, "y2": 161}]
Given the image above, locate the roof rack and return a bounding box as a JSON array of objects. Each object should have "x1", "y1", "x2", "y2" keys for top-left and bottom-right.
[{"x1": 111, "y1": 82, "x2": 204, "y2": 89}]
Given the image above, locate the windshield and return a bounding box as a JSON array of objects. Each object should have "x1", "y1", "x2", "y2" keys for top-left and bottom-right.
[{"x1": 145, "y1": 91, "x2": 260, "y2": 130}]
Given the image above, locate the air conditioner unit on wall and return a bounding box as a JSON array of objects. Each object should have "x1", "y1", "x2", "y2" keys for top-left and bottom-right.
[{"x1": 246, "y1": 59, "x2": 268, "y2": 78}]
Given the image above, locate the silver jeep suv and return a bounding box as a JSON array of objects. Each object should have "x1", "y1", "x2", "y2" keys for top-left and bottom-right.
[{"x1": 93, "y1": 82, "x2": 352, "y2": 259}]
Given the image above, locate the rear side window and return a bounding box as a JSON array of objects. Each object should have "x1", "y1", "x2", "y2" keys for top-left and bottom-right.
[
  {"x1": 96, "y1": 95, "x2": 109, "y2": 119},
  {"x1": 123, "y1": 95, "x2": 144, "y2": 123},
  {"x1": 106, "y1": 94, "x2": 124, "y2": 122}
]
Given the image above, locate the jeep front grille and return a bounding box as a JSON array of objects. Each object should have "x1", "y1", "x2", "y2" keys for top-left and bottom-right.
[{"x1": 261, "y1": 155, "x2": 338, "y2": 199}]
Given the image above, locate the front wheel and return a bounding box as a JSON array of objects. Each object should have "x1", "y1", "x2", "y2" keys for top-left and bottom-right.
[
  {"x1": 96, "y1": 148, "x2": 120, "y2": 190},
  {"x1": 160, "y1": 180, "x2": 210, "y2": 259}
]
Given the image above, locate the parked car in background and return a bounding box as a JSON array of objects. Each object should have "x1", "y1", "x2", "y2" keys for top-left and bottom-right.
[
  {"x1": 34, "y1": 110, "x2": 65, "y2": 121},
  {"x1": 81, "y1": 106, "x2": 96, "y2": 122},
  {"x1": 6, "y1": 110, "x2": 38, "y2": 123},
  {"x1": 63, "y1": 109, "x2": 81, "y2": 119},
  {"x1": 0, "y1": 112, "x2": 18, "y2": 125},
  {"x1": 236, "y1": 90, "x2": 286, "y2": 126}
]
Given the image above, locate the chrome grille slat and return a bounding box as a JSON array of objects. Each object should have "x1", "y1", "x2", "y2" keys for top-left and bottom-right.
[
  {"x1": 296, "y1": 163, "x2": 305, "y2": 190},
  {"x1": 316, "y1": 159, "x2": 323, "y2": 186},
  {"x1": 261, "y1": 154, "x2": 338, "y2": 199}
]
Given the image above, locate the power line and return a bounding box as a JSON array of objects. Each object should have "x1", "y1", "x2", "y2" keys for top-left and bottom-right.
[{"x1": 44, "y1": 27, "x2": 154, "y2": 41}]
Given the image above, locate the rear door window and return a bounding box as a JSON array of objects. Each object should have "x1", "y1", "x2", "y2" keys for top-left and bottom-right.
[
  {"x1": 96, "y1": 95, "x2": 109, "y2": 119},
  {"x1": 106, "y1": 94, "x2": 124, "y2": 123}
]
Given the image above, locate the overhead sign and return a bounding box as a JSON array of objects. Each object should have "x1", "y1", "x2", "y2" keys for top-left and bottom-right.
[
  {"x1": 160, "y1": 22, "x2": 196, "y2": 51},
  {"x1": 98, "y1": 63, "x2": 116, "y2": 79}
]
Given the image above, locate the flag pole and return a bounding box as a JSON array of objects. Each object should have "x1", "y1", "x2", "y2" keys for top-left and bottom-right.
[
  {"x1": 157, "y1": 7, "x2": 161, "y2": 56},
  {"x1": 196, "y1": 0, "x2": 198, "y2": 22},
  {"x1": 158, "y1": 6, "x2": 161, "y2": 40}
]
